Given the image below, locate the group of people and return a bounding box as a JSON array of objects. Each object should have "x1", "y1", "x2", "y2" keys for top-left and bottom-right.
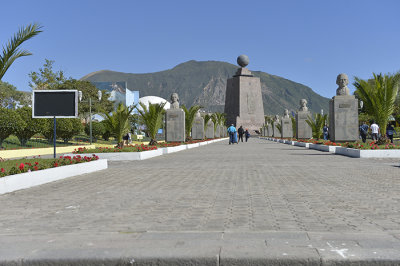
[
  {"x1": 359, "y1": 121, "x2": 397, "y2": 143},
  {"x1": 227, "y1": 125, "x2": 250, "y2": 144}
]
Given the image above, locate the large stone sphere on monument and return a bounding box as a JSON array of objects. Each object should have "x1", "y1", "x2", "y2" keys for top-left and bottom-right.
[{"x1": 237, "y1": 55, "x2": 249, "y2": 68}]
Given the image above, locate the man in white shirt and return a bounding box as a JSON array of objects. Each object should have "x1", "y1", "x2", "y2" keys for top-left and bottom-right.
[{"x1": 370, "y1": 121, "x2": 380, "y2": 141}]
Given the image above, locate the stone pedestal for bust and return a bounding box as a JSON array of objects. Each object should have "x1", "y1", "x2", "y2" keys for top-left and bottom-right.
[
  {"x1": 224, "y1": 68, "x2": 265, "y2": 132},
  {"x1": 296, "y1": 111, "x2": 312, "y2": 139},
  {"x1": 262, "y1": 126, "x2": 267, "y2": 137},
  {"x1": 205, "y1": 121, "x2": 214, "y2": 139},
  {"x1": 329, "y1": 95, "x2": 358, "y2": 142},
  {"x1": 165, "y1": 109, "x2": 185, "y2": 142},
  {"x1": 191, "y1": 116, "x2": 204, "y2": 140},
  {"x1": 272, "y1": 123, "x2": 279, "y2": 138},
  {"x1": 281, "y1": 118, "x2": 293, "y2": 138},
  {"x1": 215, "y1": 125, "x2": 221, "y2": 138},
  {"x1": 267, "y1": 124, "x2": 272, "y2": 137}
]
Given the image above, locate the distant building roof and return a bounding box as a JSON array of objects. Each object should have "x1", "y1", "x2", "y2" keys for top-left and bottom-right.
[{"x1": 138, "y1": 96, "x2": 170, "y2": 110}]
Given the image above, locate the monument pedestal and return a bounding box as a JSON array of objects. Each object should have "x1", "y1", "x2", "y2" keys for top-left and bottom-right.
[
  {"x1": 165, "y1": 109, "x2": 185, "y2": 142},
  {"x1": 272, "y1": 124, "x2": 279, "y2": 138},
  {"x1": 205, "y1": 121, "x2": 214, "y2": 139},
  {"x1": 224, "y1": 68, "x2": 264, "y2": 132},
  {"x1": 267, "y1": 124, "x2": 272, "y2": 137},
  {"x1": 281, "y1": 118, "x2": 293, "y2": 138},
  {"x1": 296, "y1": 111, "x2": 312, "y2": 139},
  {"x1": 191, "y1": 117, "x2": 204, "y2": 140},
  {"x1": 329, "y1": 95, "x2": 358, "y2": 142}
]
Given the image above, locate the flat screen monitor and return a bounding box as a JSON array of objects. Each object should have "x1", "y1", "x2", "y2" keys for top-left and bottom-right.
[{"x1": 32, "y1": 90, "x2": 78, "y2": 118}]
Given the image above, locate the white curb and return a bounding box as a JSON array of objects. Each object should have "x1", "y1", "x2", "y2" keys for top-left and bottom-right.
[{"x1": 0, "y1": 159, "x2": 108, "y2": 195}]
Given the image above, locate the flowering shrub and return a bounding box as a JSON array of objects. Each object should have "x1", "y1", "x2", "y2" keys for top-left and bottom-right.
[{"x1": 0, "y1": 155, "x2": 99, "y2": 178}]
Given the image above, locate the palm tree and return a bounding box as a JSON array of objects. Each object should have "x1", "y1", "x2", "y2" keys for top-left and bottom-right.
[
  {"x1": 204, "y1": 113, "x2": 212, "y2": 133},
  {"x1": 101, "y1": 103, "x2": 135, "y2": 148},
  {"x1": 136, "y1": 102, "x2": 166, "y2": 145},
  {"x1": 212, "y1": 112, "x2": 226, "y2": 137},
  {"x1": 306, "y1": 113, "x2": 328, "y2": 139},
  {"x1": 354, "y1": 72, "x2": 400, "y2": 136},
  {"x1": 181, "y1": 104, "x2": 202, "y2": 142},
  {"x1": 0, "y1": 23, "x2": 43, "y2": 80}
]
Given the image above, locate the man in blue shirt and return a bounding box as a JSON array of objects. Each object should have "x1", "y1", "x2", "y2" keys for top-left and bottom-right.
[
  {"x1": 359, "y1": 121, "x2": 369, "y2": 143},
  {"x1": 227, "y1": 124, "x2": 237, "y2": 145}
]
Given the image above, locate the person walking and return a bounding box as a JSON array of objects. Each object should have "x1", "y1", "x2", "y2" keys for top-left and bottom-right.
[
  {"x1": 227, "y1": 124, "x2": 237, "y2": 145},
  {"x1": 386, "y1": 124, "x2": 396, "y2": 143},
  {"x1": 238, "y1": 125, "x2": 244, "y2": 143},
  {"x1": 370, "y1": 121, "x2": 380, "y2": 141},
  {"x1": 245, "y1": 129, "x2": 250, "y2": 142},
  {"x1": 323, "y1": 124, "x2": 329, "y2": 140},
  {"x1": 359, "y1": 121, "x2": 369, "y2": 143}
]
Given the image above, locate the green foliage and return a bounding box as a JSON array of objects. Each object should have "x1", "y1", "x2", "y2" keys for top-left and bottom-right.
[
  {"x1": 0, "y1": 23, "x2": 43, "y2": 80},
  {"x1": 291, "y1": 116, "x2": 296, "y2": 138},
  {"x1": 354, "y1": 72, "x2": 400, "y2": 136},
  {"x1": 136, "y1": 102, "x2": 165, "y2": 145},
  {"x1": 14, "y1": 107, "x2": 46, "y2": 145},
  {"x1": 84, "y1": 121, "x2": 105, "y2": 142},
  {"x1": 0, "y1": 81, "x2": 29, "y2": 108},
  {"x1": 276, "y1": 123, "x2": 282, "y2": 135},
  {"x1": 204, "y1": 113, "x2": 212, "y2": 132},
  {"x1": 41, "y1": 118, "x2": 83, "y2": 143},
  {"x1": 29, "y1": 59, "x2": 66, "y2": 90},
  {"x1": 100, "y1": 120, "x2": 112, "y2": 141},
  {"x1": 60, "y1": 78, "x2": 114, "y2": 120},
  {"x1": 181, "y1": 104, "x2": 202, "y2": 141},
  {"x1": 102, "y1": 103, "x2": 135, "y2": 147},
  {"x1": 305, "y1": 113, "x2": 328, "y2": 139},
  {"x1": 0, "y1": 108, "x2": 26, "y2": 147}
]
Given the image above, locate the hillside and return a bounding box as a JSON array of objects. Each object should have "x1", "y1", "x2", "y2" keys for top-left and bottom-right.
[{"x1": 81, "y1": 60, "x2": 329, "y2": 115}]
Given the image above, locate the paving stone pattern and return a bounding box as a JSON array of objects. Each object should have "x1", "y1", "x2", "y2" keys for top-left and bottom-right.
[{"x1": 1, "y1": 138, "x2": 400, "y2": 264}]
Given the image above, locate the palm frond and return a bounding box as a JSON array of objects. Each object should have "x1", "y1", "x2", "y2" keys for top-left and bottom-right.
[{"x1": 0, "y1": 23, "x2": 43, "y2": 80}]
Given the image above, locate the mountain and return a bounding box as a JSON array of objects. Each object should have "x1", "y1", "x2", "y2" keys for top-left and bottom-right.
[{"x1": 81, "y1": 60, "x2": 329, "y2": 115}]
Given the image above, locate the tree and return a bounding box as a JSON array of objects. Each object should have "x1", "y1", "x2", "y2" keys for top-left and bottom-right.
[
  {"x1": 291, "y1": 116, "x2": 296, "y2": 138},
  {"x1": 204, "y1": 113, "x2": 212, "y2": 133},
  {"x1": 0, "y1": 81, "x2": 28, "y2": 108},
  {"x1": 0, "y1": 108, "x2": 26, "y2": 147},
  {"x1": 136, "y1": 102, "x2": 166, "y2": 145},
  {"x1": 181, "y1": 104, "x2": 202, "y2": 141},
  {"x1": 84, "y1": 121, "x2": 105, "y2": 142},
  {"x1": 306, "y1": 113, "x2": 328, "y2": 139},
  {"x1": 41, "y1": 118, "x2": 83, "y2": 143},
  {"x1": 60, "y1": 79, "x2": 114, "y2": 122},
  {"x1": 102, "y1": 103, "x2": 135, "y2": 147},
  {"x1": 0, "y1": 23, "x2": 43, "y2": 80},
  {"x1": 354, "y1": 72, "x2": 400, "y2": 136},
  {"x1": 14, "y1": 106, "x2": 46, "y2": 145},
  {"x1": 28, "y1": 59, "x2": 66, "y2": 90}
]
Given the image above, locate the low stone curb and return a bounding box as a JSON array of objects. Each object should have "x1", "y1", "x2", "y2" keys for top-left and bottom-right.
[
  {"x1": 260, "y1": 137, "x2": 400, "y2": 158},
  {"x1": 65, "y1": 138, "x2": 229, "y2": 161},
  {"x1": 0, "y1": 159, "x2": 108, "y2": 195}
]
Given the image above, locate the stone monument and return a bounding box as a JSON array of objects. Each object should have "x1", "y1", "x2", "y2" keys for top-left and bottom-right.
[
  {"x1": 165, "y1": 93, "x2": 185, "y2": 142},
  {"x1": 205, "y1": 120, "x2": 214, "y2": 139},
  {"x1": 272, "y1": 115, "x2": 280, "y2": 137},
  {"x1": 329, "y1": 73, "x2": 358, "y2": 142},
  {"x1": 224, "y1": 55, "x2": 265, "y2": 133},
  {"x1": 296, "y1": 99, "x2": 312, "y2": 139},
  {"x1": 281, "y1": 109, "x2": 293, "y2": 138},
  {"x1": 191, "y1": 111, "x2": 204, "y2": 140},
  {"x1": 267, "y1": 123, "x2": 272, "y2": 137}
]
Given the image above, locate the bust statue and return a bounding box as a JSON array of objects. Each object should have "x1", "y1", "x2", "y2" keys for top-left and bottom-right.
[
  {"x1": 274, "y1": 115, "x2": 280, "y2": 124},
  {"x1": 195, "y1": 110, "x2": 201, "y2": 118},
  {"x1": 283, "y1": 109, "x2": 290, "y2": 118},
  {"x1": 170, "y1": 93, "x2": 180, "y2": 109},
  {"x1": 336, "y1": 73, "x2": 350, "y2": 96},
  {"x1": 299, "y1": 99, "x2": 308, "y2": 111}
]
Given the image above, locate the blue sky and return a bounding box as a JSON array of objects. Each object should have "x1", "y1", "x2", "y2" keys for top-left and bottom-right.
[{"x1": 1, "y1": 0, "x2": 399, "y2": 98}]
